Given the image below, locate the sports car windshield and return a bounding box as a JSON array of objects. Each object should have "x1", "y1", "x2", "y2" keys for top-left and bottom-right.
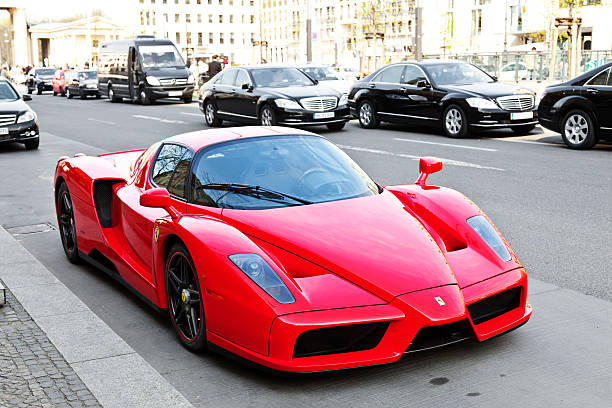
[
  {"x1": 191, "y1": 135, "x2": 379, "y2": 210},
  {"x1": 251, "y1": 68, "x2": 315, "y2": 87},
  {"x1": 424, "y1": 63, "x2": 494, "y2": 85}
]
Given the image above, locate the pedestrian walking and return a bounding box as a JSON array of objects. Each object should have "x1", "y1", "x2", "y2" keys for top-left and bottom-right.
[{"x1": 207, "y1": 55, "x2": 222, "y2": 78}]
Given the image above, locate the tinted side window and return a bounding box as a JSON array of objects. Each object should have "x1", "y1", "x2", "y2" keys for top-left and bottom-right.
[
  {"x1": 374, "y1": 66, "x2": 404, "y2": 84},
  {"x1": 588, "y1": 68, "x2": 610, "y2": 86},
  {"x1": 152, "y1": 144, "x2": 188, "y2": 189},
  {"x1": 218, "y1": 69, "x2": 237, "y2": 85},
  {"x1": 235, "y1": 70, "x2": 250, "y2": 87},
  {"x1": 167, "y1": 150, "x2": 194, "y2": 199},
  {"x1": 402, "y1": 65, "x2": 426, "y2": 85}
]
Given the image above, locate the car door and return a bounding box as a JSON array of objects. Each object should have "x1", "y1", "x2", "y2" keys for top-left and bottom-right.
[
  {"x1": 213, "y1": 69, "x2": 238, "y2": 114},
  {"x1": 227, "y1": 69, "x2": 258, "y2": 120},
  {"x1": 394, "y1": 64, "x2": 436, "y2": 122},
  {"x1": 583, "y1": 67, "x2": 612, "y2": 128},
  {"x1": 368, "y1": 65, "x2": 406, "y2": 121},
  {"x1": 116, "y1": 144, "x2": 191, "y2": 288}
]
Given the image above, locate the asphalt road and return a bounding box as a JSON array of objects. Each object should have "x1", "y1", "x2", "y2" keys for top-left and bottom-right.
[{"x1": 1, "y1": 92, "x2": 611, "y2": 407}]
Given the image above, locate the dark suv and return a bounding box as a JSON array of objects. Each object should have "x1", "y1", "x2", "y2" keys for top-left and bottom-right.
[
  {"x1": 26, "y1": 67, "x2": 57, "y2": 95},
  {"x1": 538, "y1": 62, "x2": 612, "y2": 149}
]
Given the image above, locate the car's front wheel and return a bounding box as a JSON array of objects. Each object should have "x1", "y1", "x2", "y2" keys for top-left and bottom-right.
[
  {"x1": 166, "y1": 243, "x2": 207, "y2": 351},
  {"x1": 358, "y1": 100, "x2": 378, "y2": 129},
  {"x1": 259, "y1": 105, "x2": 276, "y2": 126},
  {"x1": 140, "y1": 89, "x2": 152, "y2": 105},
  {"x1": 108, "y1": 87, "x2": 121, "y2": 103},
  {"x1": 56, "y1": 182, "x2": 80, "y2": 264},
  {"x1": 443, "y1": 104, "x2": 468, "y2": 138},
  {"x1": 561, "y1": 110, "x2": 598, "y2": 150},
  {"x1": 37, "y1": 85, "x2": 43, "y2": 95},
  {"x1": 204, "y1": 100, "x2": 222, "y2": 127}
]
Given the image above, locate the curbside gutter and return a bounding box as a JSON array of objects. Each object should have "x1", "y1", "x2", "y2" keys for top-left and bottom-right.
[{"x1": 0, "y1": 226, "x2": 193, "y2": 408}]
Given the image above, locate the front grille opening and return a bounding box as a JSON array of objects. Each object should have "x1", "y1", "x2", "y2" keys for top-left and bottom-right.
[
  {"x1": 293, "y1": 322, "x2": 389, "y2": 358},
  {"x1": 406, "y1": 319, "x2": 473, "y2": 353},
  {"x1": 468, "y1": 286, "x2": 522, "y2": 325}
]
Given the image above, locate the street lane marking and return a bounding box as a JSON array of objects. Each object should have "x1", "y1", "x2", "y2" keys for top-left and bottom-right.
[
  {"x1": 393, "y1": 137, "x2": 498, "y2": 152},
  {"x1": 132, "y1": 114, "x2": 188, "y2": 124},
  {"x1": 337, "y1": 144, "x2": 504, "y2": 171},
  {"x1": 87, "y1": 118, "x2": 116, "y2": 125},
  {"x1": 180, "y1": 112, "x2": 202, "y2": 117}
]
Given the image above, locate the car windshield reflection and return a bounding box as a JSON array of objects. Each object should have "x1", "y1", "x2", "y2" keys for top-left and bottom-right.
[
  {"x1": 424, "y1": 63, "x2": 494, "y2": 85},
  {"x1": 251, "y1": 67, "x2": 315, "y2": 88}
]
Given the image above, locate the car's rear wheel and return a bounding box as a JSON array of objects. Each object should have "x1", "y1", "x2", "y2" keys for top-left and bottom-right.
[
  {"x1": 37, "y1": 85, "x2": 43, "y2": 95},
  {"x1": 259, "y1": 105, "x2": 276, "y2": 126},
  {"x1": 358, "y1": 100, "x2": 378, "y2": 129},
  {"x1": 204, "y1": 100, "x2": 222, "y2": 127},
  {"x1": 326, "y1": 122, "x2": 346, "y2": 131},
  {"x1": 443, "y1": 104, "x2": 468, "y2": 138},
  {"x1": 166, "y1": 243, "x2": 206, "y2": 351},
  {"x1": 183, "y1": 96, "x2": 192, "y2": 104},
  {"x1": 561, "y1": 110, "x2": 598, "y2": 150},
  {"x1": 56, "y1": 183, "x2": 80, "y2": 264},
  {"x1": 511, "y1": 124, "x2": 536, "y2": 135},
  {"x1": 108, "y1": 87, "x2": 121, "y2": 103},
  {"x1": 53, "y1": 90, "x2": 57, "y2": 96}
]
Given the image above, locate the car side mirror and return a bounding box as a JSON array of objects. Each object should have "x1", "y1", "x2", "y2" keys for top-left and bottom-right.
[
  {"x1": 416, "y1": 157, "x2": 443, "y2": 186},
  {"x1": 140, "y1": 188, "x2": 180, "y2": 218},
  {"x1": 241, "y1": 83, "x2": 253, "y2": 90},
  {"x1": 416, "y1": 79, "x2": 431, "y2": 89},
  {"x1": 22, "y1": 94, "x2": 32, "y2": 101},
  {"x1": 490, "y1": 76, "x2": 498, "y2": 82}
]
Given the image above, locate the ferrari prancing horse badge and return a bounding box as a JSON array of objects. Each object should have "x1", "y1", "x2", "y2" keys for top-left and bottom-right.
[{"x1": 154, "y1": 225, "x2": 159, "y2": 242}]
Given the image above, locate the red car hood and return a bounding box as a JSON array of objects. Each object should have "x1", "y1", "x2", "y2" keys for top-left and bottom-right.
[{"x1": 222, "y1": 190, "x2": 457, "y2": 302}]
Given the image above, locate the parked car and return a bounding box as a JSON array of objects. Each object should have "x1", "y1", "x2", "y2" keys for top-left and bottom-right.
[
  {"x1": 349, "y1": 60, "x2": 538, "y2": 138},
  {"x1": 52, "y1": 69, "x2": 71, "y2": 96},
  {"x1": 0, "y1": 78, "x2": 39, "y2": 150},
  {"x1": 26, "y1": 67, "x2": 56, "y2": 95},
  {"x1": 65, "y1": 70, "x2": 101, "y2": 99},
  {"x1": 297, "y1": 65, "x2": 352, "y2": 94},
  {"x1": 333, "y1": 66, "x2": 361, "y2": 81},
  {"x1": 499, "y1": 62, "x2": 531, "y2": 81},
  {"x1": 538, "y1": 62, "x2": 612, "y2": 149},
  {"x1": 200, "y1": 66, "x2": 350, "y2": 130},
  {"x1": 54, "y1": 126, "x2": 531, "y2": 373},
  {"x1": 98, "y1": 35, "x2": 194, "y2": 105}
]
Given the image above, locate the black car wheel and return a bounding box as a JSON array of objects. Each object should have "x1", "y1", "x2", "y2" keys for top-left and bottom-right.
[
  {"x1": 166, "y1": 243, "x2": 206, "y2": 351},
  {"x1": 183, "y1": 96, "x2": 192, "y2": 104},
  {"x1": 108, "y1": 87, "x2": 121, "y2": 103},
  {"x1": 358, "y1": 100, "x2": 378, "y2": 129},
  {"x1": 204, "y1": 101, "x2": 222, "y2": 127},
  {"x1": 326, "y1": 122, "x2": 346, "y2": 131},
  {"x1": 259, "y1": 105, "x2": 276, "y2": 126},
  {"x1": 140, "y1": 89, "x2": 152, "y2": 105},
  {"x1": 443, "y1": 104, "x2": 468, "y2": 138},
  {"x1": 37, "y1": 85, "x2": 43, "y2": 95},
  {"x1": 61, "y1": 86, "x2": 66, "y2": 97},
  {"x1": 95, "y1": 93, "x2": 101, "y2": 99},
  {"x1": 561, "y1": 110, "x2": 598, "y2": 150},
  {"x1": 27, "y1": 87, "x2": 33, "y2": 95},
  {"x1": 24, "y1": 138, "x2": 39, "y2": 150},
  {"x1": 53, "y1": 90, "x2": 57, "y2": 96},
  {"x1": 66, "y1": 88, "x2": 73, "y2": 99},
  {"x1": 511, "y1": 124, "x2": 536, "y2": 135},
  {"x1": 56, "y1": 183, "x2": 80, "y2": 264}
]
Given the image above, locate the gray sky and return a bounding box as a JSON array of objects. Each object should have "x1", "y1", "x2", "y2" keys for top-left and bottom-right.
[{"x1": 24, "y1": 0, "x2": 134, "y2": 25}]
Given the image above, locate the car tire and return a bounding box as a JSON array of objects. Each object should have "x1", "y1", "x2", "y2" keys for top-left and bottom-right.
[
  {"x1": 24, "y1": 138, "x2": 39, "y2": 150},
  {"x1": 561, "y1": 109, "x2": 598, "y2": 150},
  {"x1": 443, "y1": 104, "x2": 468, "y2": 138},
  {"x1": 511, "y1": 124, "x2": 536, "y2": 135},
  {"x1": 326, "y1": 122, "x2": 346, "y2": 131},
  {"x1": 53, "y1": 90, "x2": 57, "y2": 96},
  {"x1": 27, "y1": 87, "x2": 32, "y2": 95},
  {"x1": 183, "y1": 96, "x2": 193, "y2": 104},
  {"x1": 358, "y1": 100, "x2": 378, "y2": 129},
  {"x1": 259, "y1": 105, "x2": 277, "y2": 126},
  {"x1": 108, "y1": 87, "x2": 121, "y2": 103},
  {"x1": 204, "y1": 100, "x2": 223, "y2": 127},
  {"x1": 37, "y1": 85, "x2": 43, "y2": 95},
  {"x1": 165, "y1": 242, "x2": 207, "y2": 352},
  {"x1": 140, "y1": 89, "x2": 152, "y2": 105},
  {"x1": 56, "y1": 182, "x2": 80, "y2": 264},
  {"x1": 95, "y1": 93, "x2": 101, "y2": 99},
  {"x1": 61, "y1": 87, "x2": 66, "y2": 97},
  {"x1": 66, "y1": 88, "x2": 73, "y2": 99}
]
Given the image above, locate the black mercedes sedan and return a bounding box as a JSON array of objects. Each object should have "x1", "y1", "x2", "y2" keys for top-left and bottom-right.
[
  {"x1": 26, "y1": 67, "x2": 56, "y2": 95},
  {"x1": 199, "y1": 66, "x2": 350, "y2": 130},
  {"x1": 0, "y1": 79, "x2": 39, "y2": 150},
  {"x1": 348, "y1": 60, "x2": 538, "y2": 138},
  {"x1": 538, "y1": 62, "x2": 612, "y2": 150}
]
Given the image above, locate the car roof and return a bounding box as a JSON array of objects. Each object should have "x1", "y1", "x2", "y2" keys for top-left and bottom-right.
[{"x1": 163, "y1": 126, "x2": 318, "y2": 151}]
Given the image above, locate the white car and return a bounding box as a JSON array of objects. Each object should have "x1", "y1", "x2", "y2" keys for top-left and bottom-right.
[
  {"x1": 499, "y1": 62, "x2": 532, "y2": 81},
  {"x1": 297, "y1": 65, "x2": 353, "y2": 95}
]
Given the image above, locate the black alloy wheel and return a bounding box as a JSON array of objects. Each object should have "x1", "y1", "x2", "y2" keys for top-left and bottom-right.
[
  {"x1": 108, "y1": 87, "x2": 121, "y2": 103},
  {"x1": 443, "y1": 104, "x2": 468, "y2": 138},
  {"x1": 358, "y1": 100, "x2": 378, "y2": 129},
  {"x1": 166, "y1": 243, "x2": 207, "y2": 351},
  {"x1": 204, "y1": 100, "x2": 223, "y2": 127},
  {"x1": 561, "y1": 109, "x2": 598, "y2": 150},
  {"x1": 56, "y1": 183, "x2": 80, "y2": 263},
  {"x1": 37, "y1": 84, "x2": 43, "y2": 95},
  {"x1": 259, "y1": 105, "x2": 277, "y2": 126}
]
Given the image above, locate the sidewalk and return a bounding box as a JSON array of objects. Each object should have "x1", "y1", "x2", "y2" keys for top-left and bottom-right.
[{"x1": 0, "y1": 226, "x2": 193, "y2": 408}]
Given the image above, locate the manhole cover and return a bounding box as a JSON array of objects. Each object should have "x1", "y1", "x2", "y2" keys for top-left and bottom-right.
[{"x1": 5, "y1": 223, "x2": 56, "y2": 235}]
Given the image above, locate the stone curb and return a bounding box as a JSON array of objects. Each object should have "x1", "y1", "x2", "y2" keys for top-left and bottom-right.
[{"x1": 0, "y1": 226, "x2": 194, "y2": 408}]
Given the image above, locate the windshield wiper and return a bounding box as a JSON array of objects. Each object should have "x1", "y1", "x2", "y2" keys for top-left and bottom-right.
[{"x1": 198, "y1": 183, "x2": 312, "y2": 206}]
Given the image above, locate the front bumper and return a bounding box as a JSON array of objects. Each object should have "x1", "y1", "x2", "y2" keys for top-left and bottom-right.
[
  {"x1": 79, "y1": 86, "x2": 100, "y2": 96},
  {"x1": 469, "y1": 107, "x2": 539, "y2": 128},
  {"x1": 36, "y1": 82, "x2": 54, "y2": 91},
  {"x1": 276, "y1": 106, "x2": 351, "y2": 127},
  {"x1": 145, "y1": 85, "x2": 194, "y2": 100},
  {"x1": 208, "y1": 267, "x2": 532, "y2": 373},
  {"x1": 0, "y1": 121, "x2": 39, "y2": 145}
]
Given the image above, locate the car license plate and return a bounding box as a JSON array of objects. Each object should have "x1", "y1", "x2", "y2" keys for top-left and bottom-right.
[
  {"x1": 314, "y1": 112, "x2": 334, "y2": 119},
  {"x1": 0, "y1": 128, "x2": 8, "y2": 135},
  {"x1": 511, "y1": 111, "x2": 533, "y2": 120},
  {"x1": 168, "y1": 91, "x2": 182, "y2": 97}
]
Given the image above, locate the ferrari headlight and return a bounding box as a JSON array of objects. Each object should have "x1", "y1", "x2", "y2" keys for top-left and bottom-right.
[
  {"x1": 188, "y1": 74, "x2": 194, "y2": 83},
  {"x1": 274, "y1": 98, "x2": 301, "y2": 110},
  {"x1": 17, "y1": 110, "x2": 36, "y2": 123},
  {"x1": 338, "y1": 94, "x2": 348, "y2": 106},
  {"x1": 229, "y1": 253, "x2": 295, "y2": 304},
  {"x1": 146, "y1": 76, "x2": 161, "y2": 86},
  {"x1": 467, "y1": 215, "x2": 511, "y2": 261},
  {"x1": 466, "y1": 97, "x2": 498, "y2": 110}
]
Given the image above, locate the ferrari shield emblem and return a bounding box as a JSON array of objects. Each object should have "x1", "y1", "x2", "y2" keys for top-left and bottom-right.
[
  {"x1": 154, "y1": 225, "x2": 159, "y2": 242},
  {"x1": 434, "y1": 296, "x2": 445, "y2": 306}
]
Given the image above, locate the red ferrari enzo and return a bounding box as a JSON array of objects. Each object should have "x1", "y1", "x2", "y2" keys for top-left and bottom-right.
[{"x1": 54, "y1": 126, "x2": 532, "y2": 373}]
